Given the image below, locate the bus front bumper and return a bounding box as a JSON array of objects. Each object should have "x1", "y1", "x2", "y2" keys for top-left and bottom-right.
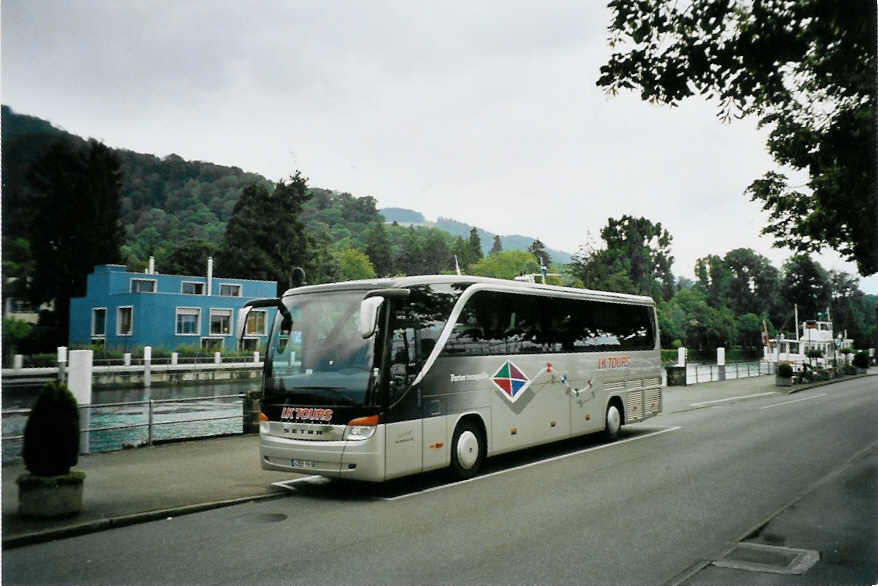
[{"x1": 260, "y1": 426, "x2": 386, "y2": 482}]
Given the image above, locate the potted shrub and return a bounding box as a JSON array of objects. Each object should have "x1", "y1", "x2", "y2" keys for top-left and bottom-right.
[
  {"x1": 852, "y1": 351, "x2": 869, "y2": 374},
  {"x1": 17, "y1": 381, "x2": 85, "y2": 518},
  {"x1": 775, "y1": 361, "x2": 794, "y2": 387}
]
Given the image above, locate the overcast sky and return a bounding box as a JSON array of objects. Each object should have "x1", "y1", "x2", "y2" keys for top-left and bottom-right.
[{"x1": 3, "y1": 0, "x2": 876, "y2": 295}]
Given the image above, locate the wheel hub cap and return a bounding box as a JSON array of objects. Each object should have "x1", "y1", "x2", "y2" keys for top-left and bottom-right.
[{"x1": 457, "y1": 430, "x2": 479, "y2": 469}]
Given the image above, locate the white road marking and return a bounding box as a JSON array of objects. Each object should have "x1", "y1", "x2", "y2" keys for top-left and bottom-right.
[
  {"x1": 383, "y1": 426, "x2": 682, "y2": 501},
  {"x1": 690, "y1": 392, "x2": 777, "y2": 408},
  {"x1": 758, "y1": 393, "x2": 828, "y2": 410},
  {"x1": 272, "y1": 476, "x2": 325, "y2": 490}
]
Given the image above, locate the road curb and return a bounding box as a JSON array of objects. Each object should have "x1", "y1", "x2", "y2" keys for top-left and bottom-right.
[
  {"x1": 782, "y1": 372, "x2": 874, "y2": 395},
  {"x1": 2, "y1": 490, "x2": 289, "y2": 550}
]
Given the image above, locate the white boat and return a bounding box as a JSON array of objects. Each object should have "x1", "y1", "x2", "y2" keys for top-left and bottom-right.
[{"x1": 762, "y1": 306, "x2": 854, "y2": 371}]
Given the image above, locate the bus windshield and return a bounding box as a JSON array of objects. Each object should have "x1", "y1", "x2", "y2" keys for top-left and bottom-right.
[{"x1": 264, "y1": 290, "x2": 374, "y2": 407}]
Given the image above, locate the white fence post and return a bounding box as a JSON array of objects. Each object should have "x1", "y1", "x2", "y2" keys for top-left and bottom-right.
[
  {"x1": 13, "y1": 354, "x2": 23, "y2": 370},
  {"x1": 57, "y1": 346, "x2": 68, "y2": 384},
  {"x1": 68, "y1": 349, "x2": 93, "y2": 455},
  {"x1": 144, "y1": 346, "x2": 152, "y2": 388},
  {"x1": 171, "y1": 352, "x2": 179, "y2": 366}
]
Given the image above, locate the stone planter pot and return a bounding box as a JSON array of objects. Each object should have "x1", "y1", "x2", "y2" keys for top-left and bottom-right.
[
  {"x1": 17, "y1": 471, "x2": 85, "y2": 518},
  {"x1": 775, "y1": 375, "x2": 792, "y2": 387}
]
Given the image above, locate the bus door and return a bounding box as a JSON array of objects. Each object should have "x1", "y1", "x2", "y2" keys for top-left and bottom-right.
[{"x1": 383, "y1": 324, "x2": 423, "y2": 479}]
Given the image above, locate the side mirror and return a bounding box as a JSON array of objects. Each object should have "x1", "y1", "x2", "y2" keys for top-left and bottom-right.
[
  {"x1": 235, "y1": 298, "x2": 289, "y2": 350},
  {"x1": 360, "y1": 297, "x2": 384, "y2": 339},
  {"x1": 235, "y1": 306, "x2": 253, "y2": 345}
]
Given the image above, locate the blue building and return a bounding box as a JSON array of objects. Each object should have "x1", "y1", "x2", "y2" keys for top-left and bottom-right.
[{"x1": 69, "y1": 263, "x2": 277, "y2": 352}]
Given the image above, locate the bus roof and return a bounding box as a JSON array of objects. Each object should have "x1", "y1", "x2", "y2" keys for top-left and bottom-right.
[{"x1": 282, "y1": 275, "x2": 655, "y2": 306}]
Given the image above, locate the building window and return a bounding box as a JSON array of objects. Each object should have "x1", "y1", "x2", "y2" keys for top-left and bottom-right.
[
  {"x1": 209, "y1": 309, "x2": 232, "y2": 335},
  {"x1": 117, "y1": 307, "x2": 133, "y2": 336},
  {"x1": 130, "y1": 279, "x2": 156, "y2": 293},
  {"x1": 201, "y1": 337, "x2": 223, "y2": 351},
  {"x1": 181, "y1": 282, "x2": 205, "y2": 295},
  {"x1": 218, "y1": 283, "x2": 242, "y2": 297},
  {"x1": 240, "y1": 338, "x2": 259, "y2": 351},
  {"x1": 175, "y1": 307, "x2": 201, "y2": 335},
  {"x1": 92, "y1": 308, "x2": 107, "y2": 337},
  {"x1": 245, "y1": 309, "x2": 267, "y2": 336},
  {"x1": 9, "y1": 299, "x2": 36, "y2": 313}
]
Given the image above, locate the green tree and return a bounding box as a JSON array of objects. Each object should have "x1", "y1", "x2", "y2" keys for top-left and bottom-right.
[
  {"x1": 569, "y1": 215, "x2": 674, "y2": 300},
  {"x1": 332, "y1": 248, "x2": 376, "y2": 281},
  {"x1": 598, "y1": 0, "x2": 877, "y2": 275},
  {"x1": 161, "y1": 239, "x2": 219, "y2": 276},
  {"x1": 467, "y1": 228, "x2": 484, "y2": 265},
  {"x1": 735, "y1": 313, "x2": 764, "y2": 351},
  {"x1": 418, "y1": 228, "x2": 454, "y2": 274},
  {"x1": 694, "y1": 254, "x2": 732, "y2": 309},
  {"x1": 723, "y1": 248, "x2": 782, "y2": 319},
  {"x1": 828, "y1": 271, "x2": 876, "y2": 347},
  {"x1": 490, "y1": 235, "x2": 503, "y2": 255},
  {"x1": 527, "y1": 238, "x2": 551, "y2": 267},
  {"x1": 667, "y1": 287, "x2": 737, "y2": 352},
  {"x1": 217, "y1": 172, "x2": 312, "y2": 292},
  {"x1": 364, "y1": 221, "x2": 393, "y2": 277},
  {"x1": 469, "y1": 250, "x2": 540, "y2": 280},
  {"x1": 26, "y1": 140, "x2": 125, "y2": 345},
  {"x1": 781, "y1": 255, "x2": 832, "y2": 320}
]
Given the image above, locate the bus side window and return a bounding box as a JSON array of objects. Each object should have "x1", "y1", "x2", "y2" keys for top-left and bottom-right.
[{"x1": 389, "y1": 327, "x2": 415, "y2": 402}]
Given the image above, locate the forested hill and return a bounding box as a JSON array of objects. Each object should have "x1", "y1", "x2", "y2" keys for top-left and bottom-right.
[
  {"x1": 2, "y1": 106, "x2": 571, "y2": 272},
  {"x1": 2, "y1": 105, "x2": 267, "y2": 269}
]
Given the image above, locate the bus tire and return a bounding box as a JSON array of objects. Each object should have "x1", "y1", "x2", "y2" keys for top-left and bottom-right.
[
  {"x1": 450, "y1": 420, "x2": 484, "y2": 480},
  {"x1": 604, "y1": 401, "x2": 622, "y2": 441}
]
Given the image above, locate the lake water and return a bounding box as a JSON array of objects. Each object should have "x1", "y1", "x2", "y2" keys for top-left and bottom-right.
[{"x1": 2, "y1": 380, "x2": 258, "y2": 464}]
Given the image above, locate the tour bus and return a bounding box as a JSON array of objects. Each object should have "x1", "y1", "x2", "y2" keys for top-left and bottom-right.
[{"x1": 237, "y1": 275, "x2": 662, "y2": 482}]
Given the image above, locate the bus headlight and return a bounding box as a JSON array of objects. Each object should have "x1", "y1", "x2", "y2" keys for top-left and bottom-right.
[{"x1": 343, "y1": 414, "x2": 378, "y2": 441}]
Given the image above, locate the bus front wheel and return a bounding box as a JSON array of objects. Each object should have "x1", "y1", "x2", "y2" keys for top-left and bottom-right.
[
  {"x1": 450, "y1": 420, "x2": 484, "y2": 480},
  {"x1": 605, "y1": 402, "x2": 622, "y2": 441}
]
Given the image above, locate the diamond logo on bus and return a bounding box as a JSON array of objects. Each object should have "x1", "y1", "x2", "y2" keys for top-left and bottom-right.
[{"x1": 491, "y1": 360, "x2": 530, "y2": 403}]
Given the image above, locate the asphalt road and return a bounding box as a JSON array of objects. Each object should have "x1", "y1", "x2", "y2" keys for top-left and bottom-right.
[{"x1": 4, "y1": 377, "x2": 876, "y2": 585}]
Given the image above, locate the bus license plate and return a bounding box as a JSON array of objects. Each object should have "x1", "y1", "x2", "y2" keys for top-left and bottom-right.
[{"x1": 291, "y1": 458, "x2": 314, "y2": 469}]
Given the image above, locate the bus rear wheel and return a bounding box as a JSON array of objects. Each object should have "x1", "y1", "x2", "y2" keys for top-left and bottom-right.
[
  {"x1": 450, "y1": 420, "x2": 484, "y2": 480},
  {"x1": 605, "y1": 402, "x2": 622, "y2": 441}
]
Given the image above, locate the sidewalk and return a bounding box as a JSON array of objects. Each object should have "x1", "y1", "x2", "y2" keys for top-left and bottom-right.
[
  {"x1": 2, "y1": 372, "x2": 875, "y2": 556},
  {"x1": 1, "y1": 434, "x2": 305, "y2": 548}
]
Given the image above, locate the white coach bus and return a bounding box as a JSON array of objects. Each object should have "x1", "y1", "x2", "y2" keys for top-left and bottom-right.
[{"x1": 238, "y1": 275, "x2": 662, "y2": 482}]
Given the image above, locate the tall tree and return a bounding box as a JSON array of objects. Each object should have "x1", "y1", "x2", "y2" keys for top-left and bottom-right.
[
  {"x1": 489, "y1": 235, "x2": 503, "y2": 255},
  {"x1": 598, "y1": 0, "x2": 877, "y2": 275},
  {"x1": 527, "y1": 238, "x2": 551, "y2": 267},
  {"x1": 26, "y1": 140, "x2": 125, "y2": 344},
  {"x1": 161, "y1": 239, "x2": 219, "y2": 276},
  {"x1": 364, "y1": 221, "x2": 392, "y2": 277},
  {"x1": 217, "y1": 172, "x2": 312, "y2": 292},
  {"x1": 467, "y1": 228, "x2": 484, "y2": 265},
  {"x1": 723, "y1": 248, "x2": 782, "y2": 319},
  {"x1": 332, "y1": 248, "x2": 376, "y2": 281},
  {"x1": 694, "y1": 254, "x2": 732, "y2": 309},
  {"x1": 570, "y1": 216, "x2": 674, "y2": 300},
  {"x1": 781, "y1": 255, "x2": 832, "y2": 322}
]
